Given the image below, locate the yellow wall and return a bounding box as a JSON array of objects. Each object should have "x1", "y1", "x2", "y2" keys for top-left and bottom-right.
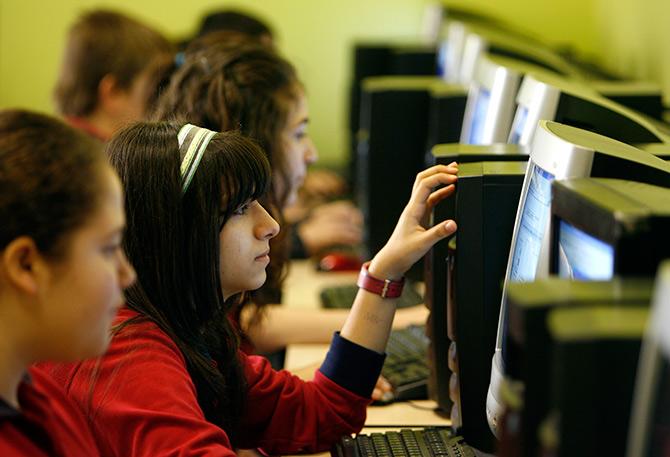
[
  {"x1": 0, "y1": 0, "x2": 433, "y2": 166},
  {"x1": 0, "y1": 0, "x2": 603, "y2": 166},
  {"x1": 443, "y1": 0, "x2": 599, "y2": 58},
  {"x1": 593, "y1": 0, "x2": 670, "y2": 102}
]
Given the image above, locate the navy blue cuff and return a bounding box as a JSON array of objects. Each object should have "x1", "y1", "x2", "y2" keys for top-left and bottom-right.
[
  {"x1": 290, "y1": 224, "x2": 309, "y2": 259},
  {"x1": 319, "y1": 332, "x2": 386, "y2": 398}
]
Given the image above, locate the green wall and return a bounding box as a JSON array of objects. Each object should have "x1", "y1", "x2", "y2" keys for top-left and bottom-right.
[
  {"x1": 593, "y1": 0, "x2": 670, "y2": 102},
  {"x1": 0, "y1": 0, "x2": 607, "y2": 166},
  {"x1": 0, "y1": 0, "x2": 433, "y2": 166}
]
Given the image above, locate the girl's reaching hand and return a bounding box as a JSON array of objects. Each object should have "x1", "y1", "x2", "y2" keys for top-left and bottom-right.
[{"x1": 368, "y1": 163, "x2": 458, "y2": 280}]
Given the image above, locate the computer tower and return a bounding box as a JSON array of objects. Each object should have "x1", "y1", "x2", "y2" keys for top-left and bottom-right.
[
  {"x1": 542, "y1": 306, "x2": 647, "y2": 457},
  {"x1": 424, "y1": 85, "x2": 469, "y2": 162},
  {"x1": 424, "y1": 145, "x2": 527, "y2": 414},
  {"x1": 445, "y1": 161, "x2": 526, "y2": 453},
  {"x1": 350, "y1": 44, "x2": 438, "y2": 135},
  {"x1": 504, "y1": 278, "x2": 653, "y2": 457},
  {"x1": 356, "y1": 76, "x2": 440, "y2": 263},
  {"x1": 349, "y1": 43, "x2": 437, "y2": 187}
]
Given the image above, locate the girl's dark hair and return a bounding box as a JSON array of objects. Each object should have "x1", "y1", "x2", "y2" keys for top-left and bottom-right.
[
  {"x1": 197, "y1": 9, "x2": 273, "y2": 41},
  {"x1": 0, "y1": 109, "x2": 105, "y2": 257},
  {"x1": 146, "y1": 32, "x2": 266, "y2": 117},
  {"x1": 154, "y1": 43, "x2": 300, "y2": 211},
  {"x1": 54, "y1": 9, "x2": 173, "y2": 117},
  {"x1": 153, "y1": 43, "x2": 300, "y2": 307},
  {"x1": 106, "y1": 121, "x2": 271, "y2": 436}
]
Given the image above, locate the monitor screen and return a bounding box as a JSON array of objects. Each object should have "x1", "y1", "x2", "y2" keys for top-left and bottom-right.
[
  {"x1": 468, "y1": 88, "x2": 491, "y2": 144},
  {"x1": 556, "y1": 220, "x2": 615, "y2": 280},
  {"x1": 509, "y1": 163, "x2": 554, "y2": 282},
  {"x1": 437, "y1": 40, "x2": 448, "y2": 78},
  {"x1": 508, "y1": 105, "x2": 529, "y2": 144}
]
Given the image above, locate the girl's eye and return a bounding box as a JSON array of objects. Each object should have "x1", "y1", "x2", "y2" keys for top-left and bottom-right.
[
  {"x1": 103, "y1": 244, "x2": 121, "y2": 257},
  {"x1": 294, "y1": 125, "x2": 307, "y2": 140},
  {"x1": 234, "y1": 202, "x2": 251, "y2": 216}
]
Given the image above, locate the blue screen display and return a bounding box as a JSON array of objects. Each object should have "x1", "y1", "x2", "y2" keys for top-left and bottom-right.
[
  {"x1": 510, "y1": 163, "x2": 555, "y2": 282},
  {"x1": 508, "y1": 105, "x2": 529, "y2": 144},
  {"x1": 468, "y1": 88, "x2": 491, "y2": 144},
  {"x1": 437, "y1": 41, "x2": 448, "y2": 77},
  {"x1": 557, "y1": 220, "x2": 614, "y2": 280}
]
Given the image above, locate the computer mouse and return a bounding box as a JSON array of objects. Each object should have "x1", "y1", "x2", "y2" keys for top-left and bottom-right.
[{"x1": 317, "y1": 253, "x2": 363, "y2": 272}]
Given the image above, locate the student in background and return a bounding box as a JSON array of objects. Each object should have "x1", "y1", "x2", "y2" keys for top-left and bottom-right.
[
  {"x1": 41, "y1": 121, "x2": 458, "y2": 456},
  {"x1": 195, "y1": 9, "x2": 275, "y2": 49},
  {"x1": 0, "y1": 109, "x2": 135, "y2": 456},
  {"x1": 187, "y1": 9, "x2": 348, "y2": 203},
  {"x1": 153, "y1": 43, "x2": 429, "y2": 359},
  {"x1": 54, "y1": 9, "x2": 172, "y2": 141}
]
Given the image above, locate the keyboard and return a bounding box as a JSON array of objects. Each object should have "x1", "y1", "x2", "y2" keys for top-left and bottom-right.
[
  {"x1": 331, "y1": 428, "x2": 475, "y2": 457},
  {"x1": 320, "y1": 282, "x2": 424, "y2": 309},
  {"x1": 382, "y1": 325, "x2": 430, "y2": 402}
]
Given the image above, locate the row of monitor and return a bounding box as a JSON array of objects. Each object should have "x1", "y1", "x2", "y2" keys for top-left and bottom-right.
[
  {"x1": 348, "y1": 12, "x2": 670, "y2": 455},
  {"x1": 356, "y1": 48, "x2": 668, "y2": 261},
  {"x1": 348, "y1": 11, "x2": 665, "y2": 178},
  {"x1": 430, "y1": 120, "x2": 670, "y2": 454}
]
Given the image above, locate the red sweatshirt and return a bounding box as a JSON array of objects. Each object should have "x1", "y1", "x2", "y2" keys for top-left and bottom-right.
[
  {"x1": 40, "y1": 307, "x2": 385, "y2": 457},
  {"x1": 0, "y1": 367, "x2": 100, "y2": 457},
  {"x1": 65, "y1": 116, "x2": 109, "y2": 142}
]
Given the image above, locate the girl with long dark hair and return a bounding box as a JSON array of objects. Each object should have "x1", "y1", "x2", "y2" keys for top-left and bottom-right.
[
  {"x1": 154, "y1": 42, "x2": 430, "y2": 362},
  {"x1": 41, "y1": 120, "x2": 457, "y2": 455}
]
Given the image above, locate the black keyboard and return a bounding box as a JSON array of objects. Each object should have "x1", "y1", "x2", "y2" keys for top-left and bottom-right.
[
  {"x1": 331, "y1": 428, "x2": 475, "y2": 457},
  {"x1": 320, "y1": 283, "x2": 424, "y2": 309},
  {"x1": 382, "y1": 325, "x2": 430, "y2": 402}
]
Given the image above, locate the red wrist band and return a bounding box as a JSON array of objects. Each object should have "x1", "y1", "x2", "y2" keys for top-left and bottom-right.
[{"x1": 357, "y1": 261, "x2": 405, "y2": 298}]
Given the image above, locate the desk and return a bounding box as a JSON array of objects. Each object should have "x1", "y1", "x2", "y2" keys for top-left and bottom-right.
[{"x1": 283, "y1": 260, "x2": 450, "y2": 429}]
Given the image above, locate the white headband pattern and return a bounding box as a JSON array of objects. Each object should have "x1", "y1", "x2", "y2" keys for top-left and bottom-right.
[{"x1": 177, "y1": 123, "x2": 217, "y2": 194}]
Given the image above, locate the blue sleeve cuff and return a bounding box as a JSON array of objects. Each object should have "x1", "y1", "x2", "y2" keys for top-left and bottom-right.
[
  {"x1": 318, "y1": 332, "x2": 386, "y2": 398},
  {"x1": 290, "y1": 224, "x2": 309, "y2": 259}
]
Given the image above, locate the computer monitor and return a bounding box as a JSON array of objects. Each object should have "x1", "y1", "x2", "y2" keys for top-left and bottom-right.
[
  {"x1": 436, "y1": 161, "x2": 526, "y2": 453},
  {"x1": 464, "y1": 86, "x2": 490, "y2": 144},
  {"x1": 501, "y1": 178, "x2": 670, "y2": 457},
  {"x1": 430, "y1": 52, "x2": 551, "y2": 167},
  {"x1": 508, "y1": 103, "x2": 530, "y2": 145},
  {"x1": 503, "y1": 278, "x2": 654, "y2": 457},
  {"x1": 487, "y1": 120, "x2": 670, "y2": 436},
  {"x1": 555, "y1": 220, "x2": 614, "y2": 280},
  {"x1": 591, "y1": 80, "x2": 665, "y2": 122},
  {"x1": 551, "y1": 178, "x2": 670, "y2": 279},
  {"x1": 541, "y1": 306, "x2": 648, "y2": 457},
  {"x1": 627, "y1": 261, "x2": 670, "y2": 457},
  {"x1": 509, "y1": 72, "x2": 670, "y2": 147},
  {"x1": 437, "y1": 13, "x2": 528, "y2": 83},
  {"x1": 456, "y1": 24, "x2": 583, "y2": 86},
  {"x1": 437, "y1": 19, "x2": 468, "y2": 83},
  {"x1": 639, "y1": 142, "x2": 670, "y2": 159},
  {"x1": 459, "y1": 55, "x2": 531, "y2": 145}
]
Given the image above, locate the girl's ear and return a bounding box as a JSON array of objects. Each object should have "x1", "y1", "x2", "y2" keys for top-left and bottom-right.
[{"x1": 1, "y1": 237, "x2": 41, "y2": 295}]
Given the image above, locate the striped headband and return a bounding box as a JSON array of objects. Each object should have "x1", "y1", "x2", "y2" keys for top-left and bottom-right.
[{"x1": 177, "y1": 124, "x2": 217, "y2": 194}]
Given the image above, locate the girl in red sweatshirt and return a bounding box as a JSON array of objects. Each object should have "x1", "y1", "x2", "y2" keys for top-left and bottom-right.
[
  {"x1": 0, "y1": 110, "x2": 136, "y2": 456},
  {"x1": 42, "y1": 121, "x2": 458, "y2": 456}
]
